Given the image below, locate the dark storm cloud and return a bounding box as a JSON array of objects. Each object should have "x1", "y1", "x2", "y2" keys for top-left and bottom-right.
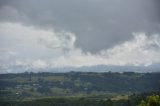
[
  {"x1": 0, "y1": 0, "x2": 160, "y2": 53},
  {"x1": 153, "y1": 0, "x2": 160, "y2": 20}
]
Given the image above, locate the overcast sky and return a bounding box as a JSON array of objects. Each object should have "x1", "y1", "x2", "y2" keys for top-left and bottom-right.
[{"x1": 0, "y1": 0, "x2": 160, "y2": 73}]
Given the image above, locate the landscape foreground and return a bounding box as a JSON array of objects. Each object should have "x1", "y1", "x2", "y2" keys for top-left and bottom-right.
[{"x1": 0, "y1": 72, "x2": 160, "y2": 106}]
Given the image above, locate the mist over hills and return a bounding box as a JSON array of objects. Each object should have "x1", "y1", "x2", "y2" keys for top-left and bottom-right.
[{"x1": 1, "y1": 64, "x2": 160, "y2": 74}]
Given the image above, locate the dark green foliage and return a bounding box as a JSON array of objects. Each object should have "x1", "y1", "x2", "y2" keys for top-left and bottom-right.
[
  {"x1": 0, "y1": 93, "x2": 159, "y2": 106},
  {"x1": 0, "y1": 97, "x2": 111, "y2": 106},
  {"x1": 0, "y1": 90, "x2": 160, "y2": 106},
  {"x1": 138, "y1": 95, "x2": 160, "y2": 106}
]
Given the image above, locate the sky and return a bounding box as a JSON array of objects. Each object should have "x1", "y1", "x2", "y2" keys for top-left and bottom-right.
[{"x1": 0, "y1": 0, "x2": 160, "y2": 73}]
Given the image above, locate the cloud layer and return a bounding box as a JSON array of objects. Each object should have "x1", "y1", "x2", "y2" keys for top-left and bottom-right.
[
  {"x1": 0, "y1": 0, "x2": 160, "y2": 73},
  {"x1": 0, "y1": 0, "x2": 160, "y2": 52},
  {"x1": 0, "y1": 22, "x2": 160, "y2": 73}
]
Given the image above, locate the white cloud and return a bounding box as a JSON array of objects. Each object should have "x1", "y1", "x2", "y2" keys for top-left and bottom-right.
[
  {"x1": 31, "y1": 59, "x2": 48, "y2": 69},
  {"x1": 38, "y1": 31, "x2": 76, "y2": 50},
  {"x1": 0, "y1": 22, "x2": 160, "y2": 72},
  {"x1": 0, "y1": 22, "x2": 76, "y2": 60},
  {"x1": 49, "y1": 33, "x2": 160, "y2": 67},
  {"x1": 100, "y1": 33, "x2": 160, "y2": 66}
]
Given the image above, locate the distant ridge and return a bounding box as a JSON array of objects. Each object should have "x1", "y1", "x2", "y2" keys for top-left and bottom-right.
[{"x1": 1, "y1": 63, "x2": 160, "y2": 74}]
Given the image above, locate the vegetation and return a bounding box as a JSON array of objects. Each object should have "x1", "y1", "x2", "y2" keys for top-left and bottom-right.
[
  {"x1": 138, "y1": 95, "x2": 160, "y2": 106},
  {"x1": 0, "y1": 92, "x2": 160, "y2": 106},
  {"x1": 0, "y1": 72, "x2": 160, "y2": 106}
]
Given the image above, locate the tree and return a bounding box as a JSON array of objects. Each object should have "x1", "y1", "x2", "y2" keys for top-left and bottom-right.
[{"x1": 138, "y1": 95, "x2": 160, "y2": 106}]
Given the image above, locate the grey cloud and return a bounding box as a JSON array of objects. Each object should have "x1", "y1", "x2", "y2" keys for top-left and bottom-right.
[
  {"x1": 37, "y1": 31, "x2": 76, "y2": 51},
  {"x1": 0, "y1": 0, "x2": 160, "y2": 53}
]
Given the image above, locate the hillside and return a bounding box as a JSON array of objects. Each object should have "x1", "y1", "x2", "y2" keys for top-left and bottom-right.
[{"x1": 0, "y1": 72, "x2": 160, "y2": 101}]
